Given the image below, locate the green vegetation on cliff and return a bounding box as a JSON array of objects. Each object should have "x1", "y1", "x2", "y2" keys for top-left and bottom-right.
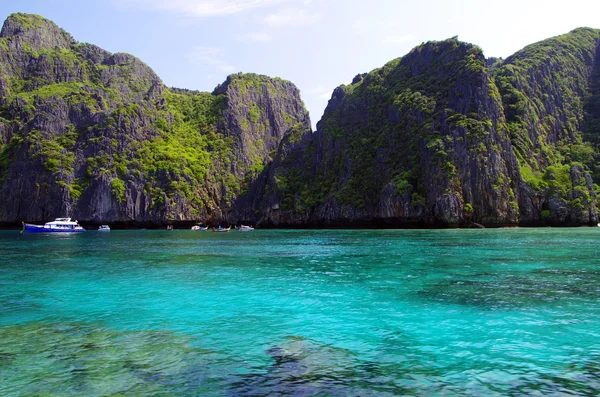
[
  {"x1": 0, "y1": 12, "x2": 598, "y2": 227},
  {"x1": 268, "y1": 29, "x2": 599, "y2": 226},
  {"x1": 274, "y1": 37, "x2": 514, "y2": 224},
  {"x1": 494, "y1": 28, "x2": 600, "y2": 211},
  {"x1": 0, "y1": 13, "x2": 310, "y2": 223}
]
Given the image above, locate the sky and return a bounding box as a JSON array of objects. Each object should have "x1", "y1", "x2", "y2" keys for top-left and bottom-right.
[{"x1": 2, "y1": 0, "x2": 600, "y2": 129}]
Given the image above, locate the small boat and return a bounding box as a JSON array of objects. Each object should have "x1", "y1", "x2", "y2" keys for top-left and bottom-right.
[
  {"x1": 22, "y1": 218, "x2": 85, "y2": 233},
  {"x1": 191, "y1": 225, "x2": 209, "y2": 231},
  {"x1": 239, "y1": 225, "x2": 254, "y2": 231},
  {"x1": 167, "y1": 225, "x2": 173, "y2": 230},
  {"x1": 98, "y1": 225, "x2": 110, "y2": 232},
  {"x1": 212, "y1": 226, "x2": 231, "y2": 233}
]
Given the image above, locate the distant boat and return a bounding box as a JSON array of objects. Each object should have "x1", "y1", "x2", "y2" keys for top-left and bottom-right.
[
  {"x1": 239, "y1": 225, "x2": 254, "y2": 231},
  {"x1": 191, "y1": 225, "x2": 209, "y2": 231},
  {"x1": 167, "y1": 225, "x2": 174, "y2": 230},
  {"x1": 22, "y1": 218, "x2": 85, "y2": 233},
  {"x1": 98, "y1": 225, "x2": 110, "y2": 232},
  {"x1": 212, "y1": 226, "x2": 231, "y2": 233}
]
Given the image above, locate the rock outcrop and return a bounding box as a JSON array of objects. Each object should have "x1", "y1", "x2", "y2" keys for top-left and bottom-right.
[
  {"x1": 0, "y1": 13, "x2": 309, "y2": 226},
  {"x1": 256, "y1": 31, "x2": 600, "y2": 227},
  {"x1": 0, "y1": 13, "x2": 599, "y2": 227}
]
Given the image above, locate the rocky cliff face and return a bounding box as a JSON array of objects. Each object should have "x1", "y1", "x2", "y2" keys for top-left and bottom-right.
[
  {"x1": 1, "y1": 13, "x2": 598, "y2": 227},
  {"x1": 257, "y1": 39, "x2": 521, "y2": 226},
  {"x1": 0, "y1": 13, "x2": 309, "y2": 226},
  {"x1": 494, "y1": 28, "x2": 600, "y2": 226},
  {"x1": 257, "y1": 31, "x2": 600, "y2": 227}
]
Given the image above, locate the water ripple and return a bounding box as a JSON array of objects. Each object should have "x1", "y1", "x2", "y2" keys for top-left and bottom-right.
[{"x1": 1, "y1": 229, "x2": 600, "y2": 395}]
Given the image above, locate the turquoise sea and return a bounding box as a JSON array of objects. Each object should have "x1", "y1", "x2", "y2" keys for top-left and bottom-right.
[{"x1": 1, "y1": 228, "x2": 599, "y2": 396}]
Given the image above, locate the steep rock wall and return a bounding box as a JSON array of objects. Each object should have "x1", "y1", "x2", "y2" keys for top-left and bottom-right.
[
  {"x1": 258, "y1": 32, "x2": 600, "y2": 227},
  {"x1": 1, "y1": 13, "x2": 599, "y2": 228},
  {"x1": 259, "y1": 39, "x2": 521, "y2": 226},
  {"x1": 0, "y1": 14, "x2": 310, "y2": 226}
]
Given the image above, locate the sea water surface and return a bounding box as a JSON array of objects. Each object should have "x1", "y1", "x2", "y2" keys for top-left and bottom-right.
[{"x1": 1, "y1": 228, "x2": 599, "y2": 396}]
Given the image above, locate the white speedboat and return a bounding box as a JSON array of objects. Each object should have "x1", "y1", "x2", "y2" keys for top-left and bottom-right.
[
  {"x1": 22, "y1": 218, "x2": 85, "y2": 233},
  {"x1": 98, "y1": 225, "x2": 110, "y2": 232},
  {"x1": 239, "y1": 225, "x2": 254, "y2": 231}
]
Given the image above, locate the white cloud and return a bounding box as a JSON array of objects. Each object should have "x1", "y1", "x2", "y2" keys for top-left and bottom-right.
[
  {"x1": 116, "y1": 0, "x2": 284, "y2": 17},
  {"x1": 186, "y1": 47, "x2": 236, "y2": 73},
  {"x1": 264, "y1": 8, "x2": 321, "y2": 26},
  {"x1": 236, "y1": 31, "x2": 274, "y2": 42}
]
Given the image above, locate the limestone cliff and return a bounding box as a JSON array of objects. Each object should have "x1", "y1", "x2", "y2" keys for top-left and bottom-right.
[
  {"x1": 258, "y1": 31, "x2": 600, "y2": 227},
  {"x1": 495, "y1": 28, "x2": 600, "y2": 225},
  {"x1": 0, "y1": 13, "x2": 309, "y2": 226},
  {"x1": 1, "y1": 13, "x2": 599, "y2": 228}
]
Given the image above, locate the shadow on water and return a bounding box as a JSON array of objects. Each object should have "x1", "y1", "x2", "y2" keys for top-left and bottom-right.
[
  {"x1": 228, "y1": 335, "x2": 600, "y2": 397},
  {"x1": 510, "y1": 354, "x2": 600, "y2": 396},
  {"x1": 0, "y1": 322, "x2": 599, "y2": 396},
  {"x1": 0, "y1": 322, "x2": 228, "y2": 396},
  {"x1": 418, "y1": 268, "x2": 600, "y2": 310},
  {"x1": 228, "y1": 335, "x2": 420, "y2": 396}
]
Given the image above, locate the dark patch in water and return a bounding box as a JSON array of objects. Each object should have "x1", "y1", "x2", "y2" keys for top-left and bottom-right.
[
  {"x1": 0, "y1": 351, "x2": 17, "y2": 365},
  {"x1": 513, "y1": 372, "x2": 600, "y2": 396},
  {"x1": 419, "y1": 272, "x2": 600, "y2": 310},
  {"x1": 1, "y1": 323, "x2": 599, "y2": 396},
  {"x1": 0, "y1": 322, "x2": 225, "y2": 396},
  {"x1": 228, "y1": 336, "x2": 415, "y2": 396}
]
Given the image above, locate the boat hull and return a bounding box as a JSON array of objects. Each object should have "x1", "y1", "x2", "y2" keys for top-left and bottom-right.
[{"x1": 23, "y1": 224, "x2": 86, "y2": 233}]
